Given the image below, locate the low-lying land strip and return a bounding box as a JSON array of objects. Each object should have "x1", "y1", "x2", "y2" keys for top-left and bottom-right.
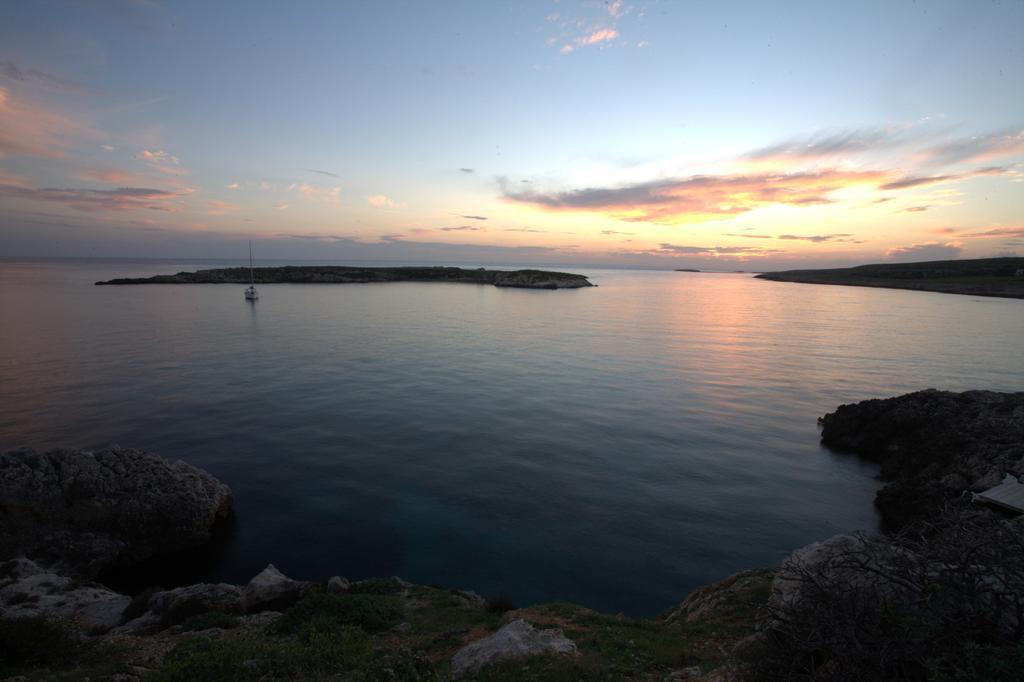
[
  {"x1": 756, "y1": 256, "x2": 1024, "y2": 299},
  {"x1": 95, "y1": 266, "x2": 594, "y2": 290}
]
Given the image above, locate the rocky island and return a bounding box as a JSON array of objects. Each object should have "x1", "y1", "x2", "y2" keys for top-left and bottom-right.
[
  {"x1": 3, "y1": 391, "x2": 1022, "y2": 680},
  {"x1": 95, "y1": 266, "x2": 594, "y2": 290},
  {"x1": 756, "y1": 256, "x2": 1024, "y2": 299}
]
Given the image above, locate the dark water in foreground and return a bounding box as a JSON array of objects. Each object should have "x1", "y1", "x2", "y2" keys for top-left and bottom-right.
[{"x1": 3, "y1": 258, "x2": 1022, "y2": 615}]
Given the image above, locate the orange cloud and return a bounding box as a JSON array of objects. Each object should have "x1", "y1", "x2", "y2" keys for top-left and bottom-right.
[
  {"x1": 367, "y1": 194, "x2": 395, "y2": 208},
  {"x1": 579, "y1": 28, "x2": 618, "y2": 46},
  {"x1": 502, "y1": 169, "x2": 887, "y2": 223}
]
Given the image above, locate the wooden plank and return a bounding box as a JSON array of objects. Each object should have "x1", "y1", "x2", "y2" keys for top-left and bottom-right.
[{"x1": 977, "y1": 480, "x2": 1024, "y2": 514}]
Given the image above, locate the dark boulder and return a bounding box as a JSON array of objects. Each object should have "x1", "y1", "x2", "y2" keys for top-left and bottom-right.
[
  {"x1": 819, "y1": 390, "x2": 1024, "y2": 528},
  {"x1": 0, "y1": 447, "x2": 233, "y2": 578}
]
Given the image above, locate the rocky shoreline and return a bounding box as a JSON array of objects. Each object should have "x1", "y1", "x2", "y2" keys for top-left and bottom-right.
[
  {"x1": 819, "y1": 389, "x2": 1024, "y2": 529},
  {"x1": 94, "y1": 266, "x2": 594, "y2": 290},
  {"x1": 3, "y1": 390, "x2": 1022, "y2": 679}
]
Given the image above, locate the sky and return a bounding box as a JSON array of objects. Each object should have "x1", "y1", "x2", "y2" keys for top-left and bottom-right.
[{"x1": 1, "y1": 0, "x2": 1022, "y2": 269}]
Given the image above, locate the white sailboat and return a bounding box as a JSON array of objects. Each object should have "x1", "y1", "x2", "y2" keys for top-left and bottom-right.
[{"x1": 244, "y1": 240, "x2": 259, "y2": 301}]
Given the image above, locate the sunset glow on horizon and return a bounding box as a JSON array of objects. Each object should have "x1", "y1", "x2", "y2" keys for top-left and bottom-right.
[{"x1": 1, "y1": 0, "x2": 1022, "y2": 269}]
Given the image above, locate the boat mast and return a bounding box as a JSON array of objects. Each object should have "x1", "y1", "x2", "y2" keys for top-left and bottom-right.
[{"x1": 248, "y1": 240, "x2": 255, "y2": 287}]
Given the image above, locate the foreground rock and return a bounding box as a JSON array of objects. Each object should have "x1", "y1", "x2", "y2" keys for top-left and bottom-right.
[
  {"x1": 117, "y1": 582, "x2": 244, "y2": 634},
  {"x1": 664, "y1": 568, "x2": 775, "y2": 624},
  {"x1": 819, "y1": 389, "x2": 1024, "y2": 528},
  {"x1": 0, "y1": 558, "x2": 130, "y2": 634},
  {"x1": 95, "y1": 265, "x2": 594, "y2": 290},
  {"x1": 0, "y1": 447, "x2": 233, "y2": 578},
  {"x1": 451, "y1": 618, "x2": 578, "y2": 676},
  {"x1": 242, "y1": 563, "x2": 312, "y2": 613}
]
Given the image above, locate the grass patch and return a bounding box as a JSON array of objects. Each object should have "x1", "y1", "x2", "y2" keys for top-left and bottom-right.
[
  {"x1": 0, "y1": 616, "x2": 123, "y2": 679},
  {"x1": 152, "y1": 621, "x2": 371, "y2": 681},
  {"x1": 272, "y1": 592, "x2": 404, "y2": 635},
  {"x1": 0, "y1": 616, "x2": 88, "y2": 669},
  {"x1": 349, "y1": 576, "x2": 405, "y2": 595},
  {"x1": 179, "y1": 611, "x2": 241, "y2": 631}
]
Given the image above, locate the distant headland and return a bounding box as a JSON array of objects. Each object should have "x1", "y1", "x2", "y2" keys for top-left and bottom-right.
[
  {"x1": 95, "y1": 266, "x2": 594, "y2": 290},
  {"x1": 756, "y1": 256, "x2": 1024, "y2": 299}
]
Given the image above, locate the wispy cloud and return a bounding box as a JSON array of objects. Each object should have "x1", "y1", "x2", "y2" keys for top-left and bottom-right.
[
  {"x1": 206, "y1": 199, "x2": 240, "y2": 215},
  {"x1": 579, "y1": 28, "x2": 619, "y2": 46},
  {"x1": 0, "y1": 87, "x2": 91, "y2": 159},
  {"x1": 601, "y1": 229, "x2": 634, "y2": 235},
  {"x1": 548, "y1": 1, "x2": 634, "y2": 54},
  {"x1": 226, "y1": 182, "x2": 240, "y2": 190},
  {"x1": 923, "y1": 129, "x2": 1024, "y2": 166},
  {"x1": 560, "y1": 28, "x2": 618, "y2": 54},
  {"x1": 656, "y1": 243, "x2": 782, "y2": 256},
  {"x1": 777, "y1": 233, "x2": 860, "y2": 243},
  {"x1": 956, "y1": 226, "x2": 1024, "y2": 239},
  {"x1": 289, "y1": 182, "x2": 341, "y2": 202},
  {"x1": 745, "y1": 127, "x2": 904, "y2": 161},
  {"x1": 135, "y1": 149, "x2": 186, "y2": 176},
  {"x1": 275, "y1": 201, "x2": 288, "y2": 210},
  {"x1": 879, "y1": 166, "x2": 1004, "y2": 190},
  {"x1": 0, "y1": 59, "x2": 89, "y2": 94},
  {"x1": 724, "y1": 232, "x2": 863, "y2": 243},
  {"x1": 303, "y1": 168, "x2": 340, "y2": 178},
  {"x1": 747, "y1": 126, "x2": 1024, "y2": 174},
  {"x1": 78, "y1": 167, "x2": 146, "y2": 185},
  {"x1": 460, "y1": 214, "x2": 488, "y2": 220},
  {"x1": 438, "y1": 225, "x2": 484, "y2": 232},
  {"x1": 879, "y1": 174, "x2": 959, "y2": 190},
  {"x1": 279, "y1": 232, "x2": 357, "y2": 243},
  {"x1": 0, "y1": 181, "x2": 191, "y2": 212},
  {"x1": 459, "y1": 167, "x2": 475, "y2": 174},
  {"x1": 885, "y1": 241, "x2": 963, "y2": 261},
  {"x1": 367, "y1": 194, "x2": 395, "y2": 208},
  {"x1": 502, "y1": 169, "x2": 886, "y2": 223}
]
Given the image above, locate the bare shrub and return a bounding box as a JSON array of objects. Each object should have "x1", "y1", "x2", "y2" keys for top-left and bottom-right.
[{"x1": 749, "y1": 510, "x2": 1024, "y2": 681}]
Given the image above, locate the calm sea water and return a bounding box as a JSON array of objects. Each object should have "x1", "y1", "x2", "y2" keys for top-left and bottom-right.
[{"x1": 2, "y1": 258, "x2": 1022, "y2": 615}]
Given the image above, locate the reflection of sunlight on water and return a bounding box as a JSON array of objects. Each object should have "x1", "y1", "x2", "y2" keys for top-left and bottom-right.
[{"x1": 1, "y1": 260, "x2": 1023, "y2": 616}]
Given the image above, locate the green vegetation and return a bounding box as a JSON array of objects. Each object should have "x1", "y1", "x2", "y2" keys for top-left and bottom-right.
[
  {"x1": 152, "y1": 622, "x2": 373, "y2": 681},
  {"x1": 273, "y1": 592, "x2": 405, "y2": 635},
  {"x1": 179, "y1": 611, "x2": 241, "y2": 631},
  {"x1": 2, "y1": 572, "x2": 774, "y2": 680},
  {"x1": 0, "y1": 616, "x2": 123, "y2": 680},
  {"x1": 349, "y1": 576, "x2": 406, "y2": 595}
]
